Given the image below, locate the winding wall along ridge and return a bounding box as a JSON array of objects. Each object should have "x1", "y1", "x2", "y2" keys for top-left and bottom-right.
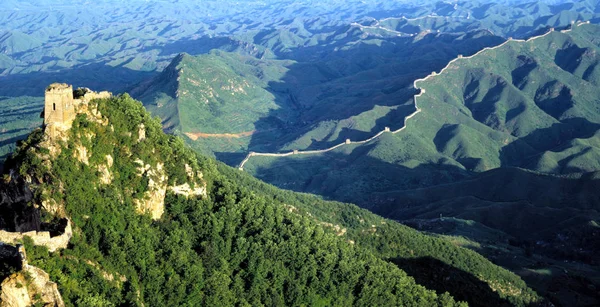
[{"x1": 238, "y1": 21, "x2": 589, "y2": 171}]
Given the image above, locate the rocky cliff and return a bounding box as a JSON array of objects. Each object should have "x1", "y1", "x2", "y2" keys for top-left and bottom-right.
[
  {"x1": 0, "y1": 244, "x2": 64, "y2": 307},
  {"x1": 1, "y1": 265, "x2": 65, "y2": 307},
  {"x1": 0, "y1": 177, "x2": 36, "y2": 232}
]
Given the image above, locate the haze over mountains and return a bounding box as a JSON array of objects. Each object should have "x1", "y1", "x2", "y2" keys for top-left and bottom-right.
[
  {"x1": 2, "y1": 0, "x2": 600, "y2": 160},
  {"x1": 1, "y1": 0, "x2": 600, "y2": 306}
]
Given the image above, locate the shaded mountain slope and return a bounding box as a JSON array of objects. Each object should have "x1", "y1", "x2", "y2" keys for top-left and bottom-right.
[{"x1": 373, "y1": 167, "x2": 600, "y2": 245}]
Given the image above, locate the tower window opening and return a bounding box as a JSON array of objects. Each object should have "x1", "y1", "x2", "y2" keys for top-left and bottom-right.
[{"x1": 53, "y1": 103, "x2": 56, "y2": 111}]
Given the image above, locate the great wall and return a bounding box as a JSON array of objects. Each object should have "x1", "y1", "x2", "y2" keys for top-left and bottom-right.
[
  {"x1": 350, "y1": 3, "x2": 475, "y2": 38},
  {"x1": 237, "y1": 21, "x2": 591, "y2": 171},
  {"x1": 0, "y1": 84, "x2": 112, "y2": 254},
  {"x1": 43, "y1": 83, "x2": 112, "y2": 140},
  {"x1": 0, "y1": 220, "x2": 73, "y2": 253}
]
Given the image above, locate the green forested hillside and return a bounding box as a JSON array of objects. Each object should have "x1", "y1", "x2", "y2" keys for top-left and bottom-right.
[
  {"x1": 133, "y1": 30, "x2": 506, "y2": 166},
  {"x1": 2, "y1": 1, "x2": 600, "y2": 306},
  {"x1": 413, "y1": 24, "x2": 600, "y2": 174},
  {"x1": 130, "y1": 51, "x2": 296, "y2": 159},
  {"x1": 5, "y1": 94, "x2": 541, "y2": 306},
  {"x1": 237, "y1": 23, "x2": 600, "y2": 305}
]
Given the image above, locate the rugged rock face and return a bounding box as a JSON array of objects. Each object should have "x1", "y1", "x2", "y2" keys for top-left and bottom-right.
[
  {"x1": 0, "y1": 174, "x2": 72, "y2": 253},
  {"x1": 0, "y1": 244, "x2": 65, "y2": 307},
  {"x1": 133, "y1": 161, "x2": 167, "y2": 220},
  {"x1": 0, "y1": 265, "x2": 65, "y2": 307},
  {"x1": 138, "y1": 123, "x2": 146, "y2": 142},
  {"x1": 169, "y1": 183, "x2": 206, "y2": 198},
  {"x1": 98, "y1": 155, "x2": 114, "y2": 185},
  {"x1": 0, "y1": 176, "x2": 37, "y2": 232},
  {"x1": 0, "y1": 273, "x2": 31, "y2": 307},
  {"x1": 133, "y1": 158, "x2": 207, "y2": 219}
]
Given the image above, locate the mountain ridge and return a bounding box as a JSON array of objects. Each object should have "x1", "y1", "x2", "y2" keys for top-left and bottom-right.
[
  {"x1": 237, "y1": 21, "x2": 600, "y2": 305},
  {"x1": 0, "y1": 88, "x2": 542, "y2": 306},
  {"x1": 1, "y1": 1, "x2": 600, "y2": 306},
  {"x1": 237, "y1": 22, "x2": 589, "y2": 169}
]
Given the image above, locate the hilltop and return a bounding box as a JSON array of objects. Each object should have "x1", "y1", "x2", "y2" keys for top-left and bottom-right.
[
  {"x1": 130, "y1": 51, "x2": 295, "y2": 160},
  {"x1": 0, "y1": 88, "x2": 542, "y2": 306}
]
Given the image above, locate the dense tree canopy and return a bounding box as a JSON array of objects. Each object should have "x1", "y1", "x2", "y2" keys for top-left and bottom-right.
[{"x1": 13, "y1": 95, "x2": 538, "y2": 306}]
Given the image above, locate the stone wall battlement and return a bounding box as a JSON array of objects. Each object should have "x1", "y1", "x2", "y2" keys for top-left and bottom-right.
[{"x1": 0, "y1": 220, "x2": 72, "y2": 253}]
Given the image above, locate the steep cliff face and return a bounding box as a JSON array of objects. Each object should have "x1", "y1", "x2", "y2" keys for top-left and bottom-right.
[
  {"x1": 0, "y1": 244, "x2": 64, "y2": 307},
  {"x1": 133, "y1": 161, "x2": 168, "y2": 219},
  {"x1": 0, "y1": 177, "x2": 36, "y2": 232},
  {"x1": 1, "y1": 265, "x2": 65, "y2": 307}
]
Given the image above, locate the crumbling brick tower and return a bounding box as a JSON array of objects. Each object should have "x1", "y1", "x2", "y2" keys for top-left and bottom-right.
[
  {"x1": 44, "y1": 83, "x2": 75, "y2": 124},
  {"x1": 44, "y1": 83, "x2": 76, "y2": 138}
]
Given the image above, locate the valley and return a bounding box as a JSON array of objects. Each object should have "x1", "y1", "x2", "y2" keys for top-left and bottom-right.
[{"x1": 1, "y1": 0, "x2": 600, "y2": 306}]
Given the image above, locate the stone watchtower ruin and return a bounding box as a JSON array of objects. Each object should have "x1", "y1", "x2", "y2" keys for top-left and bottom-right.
[
  {"x1": 43, "y1": 83, "x2": 111, "y2": 138},
  {"x1": 44, "y1": 83, "x2": 76, "y2": 127}
]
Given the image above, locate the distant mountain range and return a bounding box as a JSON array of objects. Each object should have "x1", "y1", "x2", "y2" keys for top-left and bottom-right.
[
  {"x1": 133, "y1": 14, "x2": 600, "y2": 307},
  {"x1": 2, "y1": 0, "x2": 600, "y2": 305},
  {"x1": 2, "y1": 0, "x2": 600, "y2": 161}
]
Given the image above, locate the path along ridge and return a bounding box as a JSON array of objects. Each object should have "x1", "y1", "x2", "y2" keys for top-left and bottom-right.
[{"x1": 238, "y1": 21, "x2": 590, "y2": 170}]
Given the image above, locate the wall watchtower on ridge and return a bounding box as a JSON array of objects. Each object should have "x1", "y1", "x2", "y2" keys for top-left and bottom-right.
[
  {"x1": 44, "y1": 83, "x2": 75, "y2": 126},
  {"x1": 43, "y1": 83, "x2": 112, "y2": 139}
]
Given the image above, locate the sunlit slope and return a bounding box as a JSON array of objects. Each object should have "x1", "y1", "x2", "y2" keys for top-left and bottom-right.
[
  {"x1": 244, "y1": 24, "x2": 600, "y2": 203},
  {"x1": 136, "y1": 29, "x2": 505, "y2": 165},
  {"x1": 415, "y1": 23, "x2": 600, "y2": 174},
  {"x1": 5, "y1": 93, "x2": 543, "y2": 306},
  {"x1": 131, "y1": 51, "x2": 300, "y2": 161}
]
